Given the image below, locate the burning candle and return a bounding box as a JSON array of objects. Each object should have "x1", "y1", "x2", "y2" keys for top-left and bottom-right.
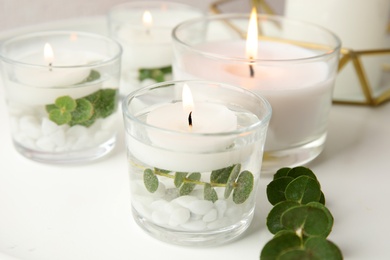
[
  {"x1": 108, "y1": 1, "x2": 204, "y2": 95},
  {"x1": 172, "y1": 13, "x2": 340, "y2": 171},
  {"x1": 146, "y1": 84, "x2": 238, "y2": 152}
]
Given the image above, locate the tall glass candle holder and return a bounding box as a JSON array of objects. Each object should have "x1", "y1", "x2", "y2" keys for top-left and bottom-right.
[
  {"x1": 172, "y1": 14, "x2": 341, "y2": 173},
  {"x1": 122, "y1": 80, "x2": 271, "y2": 246},
  {"x1": 108, "y1": 1, "x2": 204, "y2": 96},
  {"x1": 0, "y1": 31, "x2": 122, "y2": 163}
]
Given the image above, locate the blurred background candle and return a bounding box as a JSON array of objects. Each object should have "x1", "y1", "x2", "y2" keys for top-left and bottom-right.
[
  {"x1": 172, "y1": 13, "x2": 341, "y2": 172},
  {"x1": 285, "y1": 0, "x2": 390, "y2": 102},
  {"x1": 108, "y1": 1, "x2": 204, "y2": 96}
]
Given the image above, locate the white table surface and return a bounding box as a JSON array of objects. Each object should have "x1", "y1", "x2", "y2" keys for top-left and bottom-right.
[{"x1": 0, "y1": 16, "x2": 390, "y2": 260}]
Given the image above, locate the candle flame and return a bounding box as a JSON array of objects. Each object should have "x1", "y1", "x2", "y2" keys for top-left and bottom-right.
[
  {"x1": 143, "y1": 10, "x2": 153, "y2": 29},
  {"x1": 246, "y1": 7, "x2": 258, "y2": 60},
  {"x1": 182, "y1": 84, "x2": 194, "y2": 113},
  {"x1": 44, "y1": 43, "x2": 54, "y2": 66}
]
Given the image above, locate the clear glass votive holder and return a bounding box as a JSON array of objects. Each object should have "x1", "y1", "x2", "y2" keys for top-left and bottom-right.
[
  {"x1": 0, "y1": 31, "x2": 122, "y2": 163},
  {"x1": 122, "y1": 80, "x2": 271, "y2": 246},
  {"x1": 107, "y1": 1, "x2": 204, "y2": 96},
  {"x1": 172, "y1": 14, "x2": 341, "y2": 173}
]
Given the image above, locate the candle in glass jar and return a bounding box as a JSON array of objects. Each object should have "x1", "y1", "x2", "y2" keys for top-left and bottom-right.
[{"x1": 8, "y1": 43, "x2": 101, "y2": 106}]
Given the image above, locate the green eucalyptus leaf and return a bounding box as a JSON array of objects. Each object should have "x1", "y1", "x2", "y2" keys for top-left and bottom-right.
[
  {"x1": 204, "y1": 183, "x2": 218, "y2": 203},
  {"x1": 267, "y1": 176, "x2": 294, "y2": 205},
  {"x1": 55, "y1": 96, "x2": 77, "y2": 112},
  {"x1": 70, "y1": 98, "x2": 94, "y2": 125},
  {"x1": 278, "y1": 249, "x2": 311, "y2": 260},
  {"x1": 174, "y1": 172, "x2": 188, "y2": 188},
  {"x1": 95, "y1": 89, "x2": 117, "y2": 118},
  {"x1": 285, "y1": 175, "x2": 321, "y2": 204},
  {"x1": 151, "y1": 69, "x2": 165, "y2": 82},
  {"x1": 260, "y1": 232, "x2": 302, "y2": 260},
  {"x1": 45, "y1": 104, "x2": 57, "y2": 113},
  {"x1": 233, "y1": 170, "x2": 253, "y2": 204},
  {"x1": 210, "y1": 165, "x2": 235, "y2": 184},
  {"x1": 274, "y1": 167, "x2": 291, "y2": 180},
  {"x1": 266, "y1": 201, "x2": 300, "y2": 234},
  {"x1": 48, "y1": 109, "x2": 72, "y2": 125},
  {"x1": 143, "y1": 168, "x2": 159, "y2": 193},
  {"x1": 179, "y1": 172, "x2": 200, "y2": 196},
  {"x1": 224, "y1": 164, "x2": 241, "y2": 199},
  {"x1": 287, "y1": 166, "x2": 317, "y2": 180},
  {"x1": 304, "y1": 237, "x2": 343, "y2": 260},
  {"x1": 306, "y1": 202, "x2": 334, "y2": 237},
  {"x1": 319, "y1": 191, "x2": 326, "y2": 205},
  {"x1": 281, "y1": 204, "x2": 333, "y2": 238},
  {"x1": 78, "y1": 70, "x2": 101, "y2": 84}
]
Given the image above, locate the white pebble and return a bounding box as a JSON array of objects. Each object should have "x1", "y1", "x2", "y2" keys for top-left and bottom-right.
[
  {"x1": 226, "y1": 206, "x2": 243, "y2": 222},
  {"x1": 133, "y1": 200, "x2": 152, "y2": 220},
  {"x1": 151, "y1": 210, "x2": 170, "y2": 226},
  {"x1": 41, "y1": 118, "x2": 59, "y2": 135},
  {"x1": 169, "y1": 207, "x2": 190, "y2": 226},
  {"x1": 188, "y1": 200, "x2": 214, "y2": 215},
  {"x1": 203, "y1": 209, "x2": 218, "y2": 223},
  {"x1": 19, "y1": 116, "x2": 41, "y2": 139},
  {"x1": 171, "y1": 195, "x2": 198, "y2": 208},
  {"x1": 72, "y1": 134, "x2": 91, "y2": 149},
  {"x1": 101, "y1": 114, "x2": 118, "y2": 130},
  {"x1": 36, "y1": 136, "x2": 56, "y2": 151},
  {"x1": 150, "y1": 200, "x2": 169, "y2": 212},
  {"x1": 181, "y1": 220, "x2": 207, "y2": 231},
  {"x1": 66, "y1": 125, "x2": 88, "y2": 138},
  {"x1": 50, "y1": 130, "x2": 66, "y2": 147},
  {"x1": 215, "y1": 200, "x2": 228, "y2": 219}
]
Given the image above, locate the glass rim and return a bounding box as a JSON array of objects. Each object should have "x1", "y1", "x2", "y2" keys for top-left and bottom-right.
[
  {"x1": 122, "y1": 80, "x2": 272, "y2": 137},
  {"x1": 108, "y1": 0, "x2": 206, "y2": 27},
  {"x1": 172, "y1": 13, "x2": 342, "y2": 63},
  {"x1": 0, "y1": 30, "x2": 123, "y2": 69}
]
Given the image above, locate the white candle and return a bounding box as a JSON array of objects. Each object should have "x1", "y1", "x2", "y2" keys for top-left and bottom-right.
[
  {"x1": 108, "y1": 3, "x2": 204, "y2": 94},
  {"x1": 284, "y1": 0, "x2": 390, "y2": 98},
  {"x1": 126, "y1": 84, "x2": 258, "y2": 172},
  {"x1": 173, "y1": 40, "x2": 334, "y2": 151},
  {"x1": 146, "y1": 84, "x2": 238, "y2": 152},
  {"x1": 7, "y1": 44, "x2": 101, "y2": 106}
]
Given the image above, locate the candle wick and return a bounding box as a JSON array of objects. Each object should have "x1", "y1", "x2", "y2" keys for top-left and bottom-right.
[
  {"x1": 49, "y1": 62, "x2": 52, "y2": 72},
  {"x1": 188, "y1": 111, "x2": 192, "y2": 127},
  {"x1": 249, "y1": 59, "x2": 255, "y2": 78}
]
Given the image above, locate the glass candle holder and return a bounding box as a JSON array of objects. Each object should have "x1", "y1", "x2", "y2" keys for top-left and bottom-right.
[
  {"x1": 107, "y1": 1, "x2": 204, "y2": 96},
  {"x1": 172, "y1": 14, "x2": 341, "y2": 173},
  {"x1": 122, "y1": 80, "x2": 271, "y2": 246},
  {"x1": 0, "y1": 31, "x2": 122, "y2": 163}
]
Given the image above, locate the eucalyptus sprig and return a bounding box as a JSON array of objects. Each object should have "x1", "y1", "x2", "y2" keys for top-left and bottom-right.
[
  {"x1": 45, "y1": 70, "x2": 117, "y2": 127},
  {"x1": 143, "y1": 164, "x2": 254, "y2": 204},
  {"x1": 260, "y1": 166, "x2": 343, "y2": 260},
  {"x1": 138, "y1": 65, "x2": 172, "y2": 83}
]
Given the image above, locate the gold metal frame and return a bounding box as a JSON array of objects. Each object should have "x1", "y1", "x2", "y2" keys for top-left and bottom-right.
[{"x1": 211, "y1": 0, "x2": 390, "y2": 106}]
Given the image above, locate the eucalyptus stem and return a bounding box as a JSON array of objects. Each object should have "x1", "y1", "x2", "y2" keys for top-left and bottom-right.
[{"x1": 154, "y1": 169, "x2": 231, "y2": 188}]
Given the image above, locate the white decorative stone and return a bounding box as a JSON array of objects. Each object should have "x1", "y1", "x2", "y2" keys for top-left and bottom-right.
[
  {"x1": 171, "y1": 195, "x2": 198, "y2": 208},
  {"x1": 36, "y1": 136, "x2": 56, "y2": 151},
  {"x1": 169, "y1": 207, "x2": 190, "y2": 227},
  {"x1": 50, "y1": 129, "x2": 66, "y2": 147},
  {"x1": 202, "y1": 209, "x2": 218, "y2": 223},
  {"x1": 41, "y1": 118, "x2": 59, "y2": 135},
  {"x1": 188, "y1": 200, "x2": 214, "y2": 215},
  {"x1": 215, "y1": 200, "x2": 228, "y2": 219},
  {"x1": 19, "y1": 115, "x2": 41, "y2": 139},
  {"x1": 150, "y1": 199, "x2": 169, "y2": 212},
  {"x1": 151, "y1": 210, "x2": 170, "y2": 226}
]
